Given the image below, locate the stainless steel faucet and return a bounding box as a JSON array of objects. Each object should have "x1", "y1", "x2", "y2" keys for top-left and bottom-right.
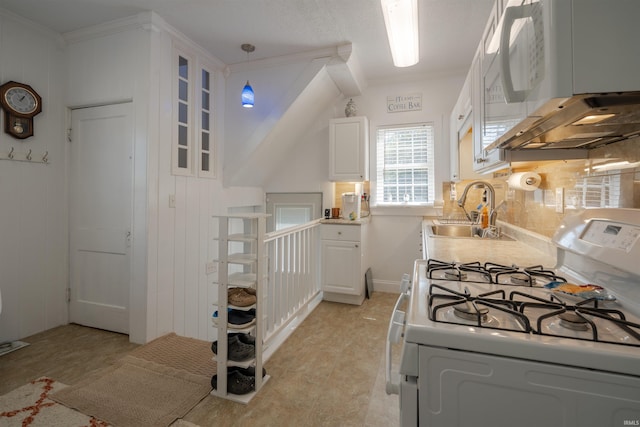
[{"x1": 457, "y1": 181, "x2": 496, "y2": 226}]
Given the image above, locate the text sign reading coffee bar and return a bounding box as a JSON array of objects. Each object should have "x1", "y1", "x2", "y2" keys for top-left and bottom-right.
[{"x1": 387, "y1": 93, "x2": 422, "y2": 113}]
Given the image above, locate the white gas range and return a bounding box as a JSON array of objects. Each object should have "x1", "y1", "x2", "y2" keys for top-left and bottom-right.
[{"x1": 386, "y1": 209, "x2": 640, "y2": 427}]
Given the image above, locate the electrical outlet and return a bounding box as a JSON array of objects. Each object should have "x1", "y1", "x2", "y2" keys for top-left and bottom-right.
[
  {"x1": 205, "y1": 261, "x2": 217, "y2": 275},
  {"x1": 449, "y1": 183, "x2": 457, "y2": 201},
  {"x1": 555, "y1": 188, "x2": 564, "y2": 213}
]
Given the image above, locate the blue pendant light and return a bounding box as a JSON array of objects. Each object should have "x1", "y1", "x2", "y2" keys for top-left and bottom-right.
[
  {"x1": 242, "y1": 80, "x2": 254, "y2": 108},
  {"x1": 241, "y1": 44, "x2": 255, "y2": 108}
]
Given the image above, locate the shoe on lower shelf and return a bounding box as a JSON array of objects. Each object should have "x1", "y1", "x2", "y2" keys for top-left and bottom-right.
[
  {"x1": 228, "y1": 309, "x2": 256, "y2": 328},
  {"x1": 229, "y1": 332, "x2": 256, "y2": 345},
  {"x1": 212, "y1": 309, "x2": 256, "y2": 328},
  {"x1": 211, "y1": 335, "x2": 255, "y2": 362},
  {"x1": 211, "y1": 366, "x2": 267, "y2": 395}
]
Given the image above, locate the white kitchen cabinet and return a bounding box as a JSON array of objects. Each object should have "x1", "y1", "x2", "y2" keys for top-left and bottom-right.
[
  {"x1": 450, "y1": 52, "x2": 475, "y2": 181},
  {"x1": 321, "y1": 223, "x2": 369, "y2": 305},
  {"x1": 472, "y1": 0, "x2": 509, "y2": 174},
  {"x1": 329, "y1": 116, "x2": 369, "y2": 182},
  {"x1": 210, "y1": 213, "x2": 269, "y2": 403}
]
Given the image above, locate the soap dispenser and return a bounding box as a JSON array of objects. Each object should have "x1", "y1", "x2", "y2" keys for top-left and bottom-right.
[
  {"x1": 481, "y1": 204, "x2": 489, "y2": 229},
  {"x1": 480, "y1": 190, "x2": 489, "y2": 229}
]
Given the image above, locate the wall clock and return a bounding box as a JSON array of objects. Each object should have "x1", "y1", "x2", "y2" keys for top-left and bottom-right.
[{"x1": 0, "y1": 81, "x2": 42, "y2": 139}]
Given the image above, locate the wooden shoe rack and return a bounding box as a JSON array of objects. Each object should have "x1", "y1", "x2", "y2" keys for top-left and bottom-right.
[{"x1": 210, "y1": 214, "x2": 269, "y2": 403}]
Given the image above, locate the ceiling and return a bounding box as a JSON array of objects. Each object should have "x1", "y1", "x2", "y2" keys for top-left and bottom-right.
[{"x1": 0, "y1": 0, "x2": 493, "y2": 82}]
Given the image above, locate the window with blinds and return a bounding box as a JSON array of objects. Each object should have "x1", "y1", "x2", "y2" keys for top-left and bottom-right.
[
  {"x1": 376, "y1": 124, "x2": 435, "y2": 205},
  {"x1": 565, "y1": 173, "x2": 623, "y2": 208}
]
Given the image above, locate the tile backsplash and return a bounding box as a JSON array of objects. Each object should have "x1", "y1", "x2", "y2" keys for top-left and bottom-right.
[{"x1": 443, "y1": 138, "x2": 640, "y2": 238}]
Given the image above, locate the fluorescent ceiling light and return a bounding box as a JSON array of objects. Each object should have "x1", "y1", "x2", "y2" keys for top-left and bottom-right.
[{"x1": 381, "y1": 0, "x2": 419, "y2": 67}]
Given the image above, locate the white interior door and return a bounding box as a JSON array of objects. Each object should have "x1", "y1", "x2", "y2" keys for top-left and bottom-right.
[{"x1": 69, "y1": 103, "x2": 134, "y2": 334}]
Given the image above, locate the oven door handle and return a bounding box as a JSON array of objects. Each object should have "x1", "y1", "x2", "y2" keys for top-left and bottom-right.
[{"x1": 385, "y1": 286, "x2": 409, "y2": 395}]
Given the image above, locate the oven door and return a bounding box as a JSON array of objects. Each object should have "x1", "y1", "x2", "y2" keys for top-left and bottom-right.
[
  {"x1": 385, "y1": 274, "x2": 411, "y2": 395},
  {"x1": 418, "y1": 345, "x2": 640, "y2": 427}
]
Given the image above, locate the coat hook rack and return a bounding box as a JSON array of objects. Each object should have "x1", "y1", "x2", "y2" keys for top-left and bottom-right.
[{"x1": 0, "y1": 147, "x2": 50, "y2": 164}]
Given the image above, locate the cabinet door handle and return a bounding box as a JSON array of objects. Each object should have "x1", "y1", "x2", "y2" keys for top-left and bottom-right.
[
  {"x1": 355, "y1": 244, "x2": 359, "y2": 248},
  {"x1": 338, "y1": 231, "x2": 342, "y2": 235}
]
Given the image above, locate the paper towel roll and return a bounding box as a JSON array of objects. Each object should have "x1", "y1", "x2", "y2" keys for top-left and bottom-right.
[{"x1": 508, "y1": 172, "x2": 541, "y2": 191}]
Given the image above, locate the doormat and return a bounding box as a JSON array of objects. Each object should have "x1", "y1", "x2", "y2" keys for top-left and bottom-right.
[
  {"x1": 50, "y1": 333, "x2": 215, "y2": 427},
  {"x1": 0, "y1": 341, "x2": 29, "y2": 357}
]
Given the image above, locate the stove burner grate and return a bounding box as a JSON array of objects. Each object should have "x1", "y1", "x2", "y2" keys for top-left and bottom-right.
[
  {"x1": 513, "y1": 291, "x2": 640, "y2": 346},
  {"x1": 510, "y1": 272, "x2": 536, "y2": 286},
  {"x1": 558, "y1": 312, "x2": 589, "y2": 331},
  {"x1": 442, "y1": 269, "x2": 466, "y2": 280},
  {"x1": 453, "y1": 301, "x2": 489, "y2": 322},
  {"x1": 426, "y1": 259, "x2": 568, "y2": 287},
  {"x1": 428, "y1": 284, "x2": 532, "y2": 332}
]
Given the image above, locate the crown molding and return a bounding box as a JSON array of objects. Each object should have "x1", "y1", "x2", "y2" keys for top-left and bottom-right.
[
  {"x1": 0, "y1": 7, "x2": 65, "y2": 49},
  {"x1": 62, "y1": 11, "x2": 225, "y2": 70}
]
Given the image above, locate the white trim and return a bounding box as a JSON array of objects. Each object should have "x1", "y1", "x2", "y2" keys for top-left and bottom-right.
[
  {"x1": 63, "y1": 11, "x2": 226, "y2": 70},
  {"x1": 371, "y1": 205, "x2": 443, "y2": 217},
  {"x1": 172, "y1": 45, "x2": 195, "y2": 176},
  {"x1": 371, "y1": 279, "x2": 401, "y2": 294},
  {"x1": 0, "y1": 7, "x2": 65, "y2": 47},
  {"x1": 197, "y1": 60, "x2": 217, "y2": 179}
]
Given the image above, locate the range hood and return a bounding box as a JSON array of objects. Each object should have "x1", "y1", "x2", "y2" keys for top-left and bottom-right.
[{"x1": 486, "y1": 92, "x2": 640, "y2": 152}]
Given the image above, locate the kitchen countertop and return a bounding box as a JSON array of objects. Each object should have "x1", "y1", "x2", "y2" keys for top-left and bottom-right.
[
  {"x1": 320, "y1": 215, "x2": 371, "y2": 225},
  {"x1": 422, "y1": 218, "x2": 557, "y2": 267}
]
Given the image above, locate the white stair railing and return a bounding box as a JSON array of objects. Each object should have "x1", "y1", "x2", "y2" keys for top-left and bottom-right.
[{"x1": 262, "y1": 220, "x2": 322, "y2": 356}]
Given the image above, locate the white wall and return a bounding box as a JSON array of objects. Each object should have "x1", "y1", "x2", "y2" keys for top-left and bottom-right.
[
  {"x1": 0, "y1": 7, "x2": 465, "y2": 345},
  {"x1": 266, "y1": 74, "x2": 465, "y2": 289},
  {"x1": 1, "y1": 9, "x2": 340, "y2": 344},
  {"x1": 0, "y1": 11, "x2": 68, "y2": 342},
  {"x1": 65, "y1": 16, "x2": 154, "y2": 344}
]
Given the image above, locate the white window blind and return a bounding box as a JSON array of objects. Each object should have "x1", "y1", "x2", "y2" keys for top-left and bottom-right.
[
  {"x1": 565, "y1": 173, "x2": 622, "y2": 208},
  {"x1": 376, "y1": 123, "x2": 435, "y2": 205}
]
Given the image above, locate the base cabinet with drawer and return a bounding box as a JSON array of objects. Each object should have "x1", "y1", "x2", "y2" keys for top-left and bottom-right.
[{"x1": 320, "y1": 222, "x2": 369, "y2": 305}]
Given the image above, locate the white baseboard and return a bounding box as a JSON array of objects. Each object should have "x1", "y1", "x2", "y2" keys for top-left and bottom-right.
[{"x1": 372, "y1": 279, "x2": 401, "y2": 294}]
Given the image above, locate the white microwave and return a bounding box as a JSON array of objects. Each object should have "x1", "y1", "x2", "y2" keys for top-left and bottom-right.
[{"x1": 481, "y1": 0, "x2": 640, "y2": 153}]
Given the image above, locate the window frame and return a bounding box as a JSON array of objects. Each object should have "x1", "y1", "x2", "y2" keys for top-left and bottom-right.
[
  {"x1": 197, "y1": 62, "x2": 216, "y2": 178},
  {"x1": 374, "y1": 122, "x2": 436, "y2": 208},
  {"x1": 172, "y1": 46, "x2": 195, "y2": 176}
]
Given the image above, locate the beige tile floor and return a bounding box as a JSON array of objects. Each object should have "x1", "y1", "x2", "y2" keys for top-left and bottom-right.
[{"x1": 0, "y1": 291, "x2": 401, "y2": 426}]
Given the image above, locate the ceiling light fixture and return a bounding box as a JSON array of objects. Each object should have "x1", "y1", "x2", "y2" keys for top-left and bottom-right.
[
  {"x1": 241, "y1": 43, "x2": 255, "y2": 108},
  {"x1": 380, "y1": 0, "x2": 419, "y2": 67}
]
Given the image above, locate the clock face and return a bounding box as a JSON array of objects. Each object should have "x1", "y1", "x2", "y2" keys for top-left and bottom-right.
[{"x1": 5, "y1": 87, "x2": 38, "y2": 115}]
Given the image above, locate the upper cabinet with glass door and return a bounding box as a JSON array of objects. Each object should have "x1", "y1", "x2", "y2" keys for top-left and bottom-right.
[{"x1": 473, "y1": 0, "x2": 510, "y2": 174}]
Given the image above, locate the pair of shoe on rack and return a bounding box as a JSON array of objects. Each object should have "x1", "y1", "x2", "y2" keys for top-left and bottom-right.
[
  {"x1": 211, "y1": 333, "x2": 255, "y2": 362},
  {"x1": 228, "y1": 287, "x2": 256, "y2": 307},
  {"x1": 211, "y1": 366, "x2": 267, "y2": 395},
  {"x1": 212, "y1": 308, "x2": 256, "y2": 328}
]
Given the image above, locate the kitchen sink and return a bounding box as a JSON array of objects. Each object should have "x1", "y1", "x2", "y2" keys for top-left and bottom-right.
[
  {"x1": 428, "y1": 222, "x2": 514, "y2": 241},
  {"x1": 431, "y1": 224, "x2": 477, "y2": 237}
]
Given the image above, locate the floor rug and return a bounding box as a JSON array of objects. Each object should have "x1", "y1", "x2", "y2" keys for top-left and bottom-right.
[
  {"x1": 0, "y1": 377, "x2": 109, "y2": 426},
  {"x1": 50, "y1": 333, "x2": 216, "y2": 427}
]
